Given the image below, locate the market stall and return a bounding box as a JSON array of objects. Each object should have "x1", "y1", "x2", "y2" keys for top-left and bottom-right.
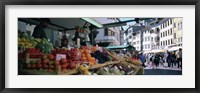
[{"x1": 18, "y1": 18, "x2": 144, "y2": 75}]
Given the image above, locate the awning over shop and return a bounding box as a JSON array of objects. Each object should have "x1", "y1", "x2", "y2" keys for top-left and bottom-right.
[
  {"x1": 143, "y1": 49, "x2": 166, "y2": 54},
  {"x1": 106, "y1": 45, "x2": 134, "y2": 49},
  {"x1": 167, "y1": 46, "x2": 182, "y2": 51}
]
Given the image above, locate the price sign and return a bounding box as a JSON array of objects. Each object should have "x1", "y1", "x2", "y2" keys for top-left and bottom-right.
[{"x1": 56, "y1": 54, "x2": 66, "y2": 61}]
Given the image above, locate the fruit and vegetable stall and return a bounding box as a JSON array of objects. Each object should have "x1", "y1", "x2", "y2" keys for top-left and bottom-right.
[
  {"x1": 18, "y1": 18, "x2": 144, "y2": 75},
  {"x1": 18, "y1": 33, "x2": 144, "y2": 75}
]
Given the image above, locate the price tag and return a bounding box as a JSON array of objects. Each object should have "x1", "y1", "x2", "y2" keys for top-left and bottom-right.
[
  {"x1": 119, "y1": 66, "x2": 123, "y2": 69},
  {"x1": 56, "y1": 54, "x2": 66, "y2": 61},
  {"x1": 103, "y1": 67, "x2": 109, "y2": 72}
]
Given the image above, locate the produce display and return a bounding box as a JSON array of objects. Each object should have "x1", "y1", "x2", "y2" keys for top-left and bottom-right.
[{"x1": 18, "y1": 32, "x2": 144, "y2": 75}]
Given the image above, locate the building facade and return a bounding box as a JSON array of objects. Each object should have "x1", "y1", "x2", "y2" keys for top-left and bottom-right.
[
  {"x1": 94, "y1": 18, "x2": 121, "y2": 46},
  {"x1": 124, "y1": 18, "x2": 182, "y2": 52}
]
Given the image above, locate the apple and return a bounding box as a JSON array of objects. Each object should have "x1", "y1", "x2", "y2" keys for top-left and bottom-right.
[
  {"x1": 30, "y1": 60, "x2": 36, "y2": 64},
  {"x1": 48, "y1": 69, "x2": 53, "y2": 72},
  {"x1": 42, "y1": 59, "x2": 49, "y2": 64},
  {"x1": 42, "y1": 55, "x2": 48, "y2": 59},
  {"x1": 31, "y1": 64, "x2": 36, "y2": 69},
  {"x1": 36, "y1": 64, "x2": 42, "y2": 69},
  {"x1": 68, "y1": 60, "x2": 73, "y2": 63},
  {"x1": 43, "y1": 64, "x2": 49, "y2": 69},
  {"x1": 48, "y1": 61, "x2": 54, "y2": 65},
  {"x1": 26, "y1": 64, "x2": 31, "y2": 69},
  {"x1": 61, "y1": 63, "x2": 68, "y2": 69},
  {"x1": 60, "y1": 58, "x2": 67, "y2": 64},
  {"x1": 68, "y1": 62, "x2": 76, "y2": 69},
  {"x1": 54, "y1": 61, "x2": 60, "y2": 66},
  {"x1": 47, "y1": 54, "x2": 54, "y2": 60},
  {"x1": 49, "y1": 65, "x2": 55, "y2": 69},
  {"x1": 26, "y1": 61, "x2": 31, "y2": 65},
  {"x1": 36, "y1": 60, "x2": 42, "y2": 64},
  {"x1": 61, "y1": 68, "x2": 67, "y2": 73}
]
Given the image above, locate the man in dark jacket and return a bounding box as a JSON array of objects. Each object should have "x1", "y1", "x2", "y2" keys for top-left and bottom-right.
[
  {"x1": 139, "y1": 52, "x2": 146, "y2": 67},
  {"x1": 32, "y1": 18, "x2": 50, "y2": 39}
]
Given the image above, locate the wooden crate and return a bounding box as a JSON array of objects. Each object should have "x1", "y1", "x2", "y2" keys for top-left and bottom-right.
[{"x1": 25, "y1": 53, "x2": 42, "y2": 63}]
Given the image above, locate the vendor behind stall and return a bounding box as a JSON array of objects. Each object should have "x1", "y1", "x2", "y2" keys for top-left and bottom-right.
[{"x1": 32, "y1": 18, "x2": 51, "y2": 39}]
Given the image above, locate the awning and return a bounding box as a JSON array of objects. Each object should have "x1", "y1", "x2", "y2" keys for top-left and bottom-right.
[
  {"x1": 167, "y1": 46, "x2": 182, "y2": 51},
  {"x1": 106, "y1": 45, "x2": 134, "y2": 49}
]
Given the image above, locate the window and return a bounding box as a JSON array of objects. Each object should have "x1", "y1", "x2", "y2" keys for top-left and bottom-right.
[
  {"x1": 163, "y1": 23, "x2": 165, "y2": 28},
  {"x1": 148, "y1": 36, "x2": 150, "y2": 41},
  {"x1": 137, "y1": 41, "x2": 139, "y2": 44},
  {"x1": 133, "y1": 36, "x2": 136, "y2": 40},
  {"x1": 178, "y1": 38, "x2": 180, "y2": 43},
  {"x1": 104, "y1": 29, "x2": 115, "y2": 36},
  {"x1": 181, "y1": 37, "x2": 182, "y2": 42},
  {"x1": 179, "y1": 22, "x2": 183, "y2": 30},
  {"x1": 129, "y1": 36, "x2": 132, "y2": 39},
  {"x1": 151, "y1": 37, "x2": 153, "y2": 42},
  {"x1": 164, "y1": 23, "x2": 166, "y2": 28},
  {"x1": 161, "y1": 41, "x2": 162, "y2": 46},
  {"x1": 145, "y1": 37, "x2": 147, "y2": 42},
  {"x1": 145, "y1": 45, "x2": 147, "y2": 49},
  {"x1": 168, "y1": 40, "x2": 170, "y2": 45},
  {"x1": 166, "y1": 31, "x2": 167, "y2": 36},
  {"x1": 166, "y1": 41, "x2": 167, "y2": 46},
  {"x1": 174, "y1": 33, "x2": 176, "y2": 39},
  {"x1": 148, "y1": 44, "x2": 150, "y2": 49},
  {"x1": 129, "y1": 30, "x2": 131, "y2": 33},
  {"x1": 163, "y1": 41, "x2": 165, "y2": 46},
  {"x1": 161, "y1": 25, "x2": 162, "y2": 29},
  {"x1": 170, "y1": 28, "x2": 172, "y2": 35},
  {"x1": 174, "y1": 23, "x2": 176, "y2": 28},
  {"x1": 168, "y1": 30, "x2": 170, "y2": 35},
  {"x1": 170, "y1": 19, "x2": 172, "y2": 24},
  {"x1": 166, "y1": 21, "x2": 168, "y2": 27},
  {"x1": 168, "y1": 20, "x2": 170, "y2": 26},
  {"x1": 171, "y1": 39, "x2": 173, "y2": 44},
  {"x1": 161, "y1": 33, "x2": 162, "y2": 38},
  {"x1": 163, "y1": 32, "x2": 165, "y2": 37}
]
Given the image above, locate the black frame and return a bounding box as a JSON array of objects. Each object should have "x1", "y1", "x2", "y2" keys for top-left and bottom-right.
[{"x1": 0, "y1": 0, "x2": 199, "y2": 93}]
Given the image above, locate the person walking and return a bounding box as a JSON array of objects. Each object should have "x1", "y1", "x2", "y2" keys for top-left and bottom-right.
[
  {"x1": 171, "y1": 51, "x2": 177, "y2": 68},
  {"x1": 176, "y1": 48, "x2": 182, "y2": 69},
  {"x1": 153, "y1": 53, "x2": 160, "y2": 69},
  {"x1": 166, "y1": 50, "x2": 172, "y2": 68},
  {"x1": 138, "y1": 52, "x2": 146, "y2": 67}
]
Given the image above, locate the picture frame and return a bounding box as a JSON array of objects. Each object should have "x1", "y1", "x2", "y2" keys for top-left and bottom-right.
[{"x1": 0, "y1": 0, "x2": 199, "y2": 93}]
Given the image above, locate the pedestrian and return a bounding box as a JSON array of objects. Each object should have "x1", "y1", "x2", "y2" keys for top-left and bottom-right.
[
  {"x1": 138, "y1": 52, "x2": 146, "y2": 67},
  {"x1": 159, "y1": 55, "x2": 164, "y2": 67},
  {"x1": 153, "y1": 53, "x2": 160, "y2": 69},
  {"x1": 166, "y1": 50, "x2": 172, "y2": 67},
  {"x1": 171, "y1": 51, "x2": 177, "y2": 68},
  {"x1": 176, "y1": 48, "x2": 182, "y2": 69}
]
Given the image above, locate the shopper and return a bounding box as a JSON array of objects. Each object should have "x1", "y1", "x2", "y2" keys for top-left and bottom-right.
[
  {"x1": 138, "y1": 52, "x2": 146, "y2": 67},
  {"x1": 32, "y1": 18, "x2": 51, "y2": 39},
  {"x1": 171, "y1": 51, "x2": 177, "y2": 68},
  {"x1": 166, "y1": 50, "x2": 172, "y2": 67},
  {"x1": 153, "y1": 53, "x2": 160, "y2": 69},
  {"x1": 176, "y1": 48, "x2": 182, "y2": 69},
  {"x1": 159, "y1": 55, "x2": 164, "y2": 67},
  {"x1": 149, "y1": 53, "x2": 154, "y2": 68}
]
